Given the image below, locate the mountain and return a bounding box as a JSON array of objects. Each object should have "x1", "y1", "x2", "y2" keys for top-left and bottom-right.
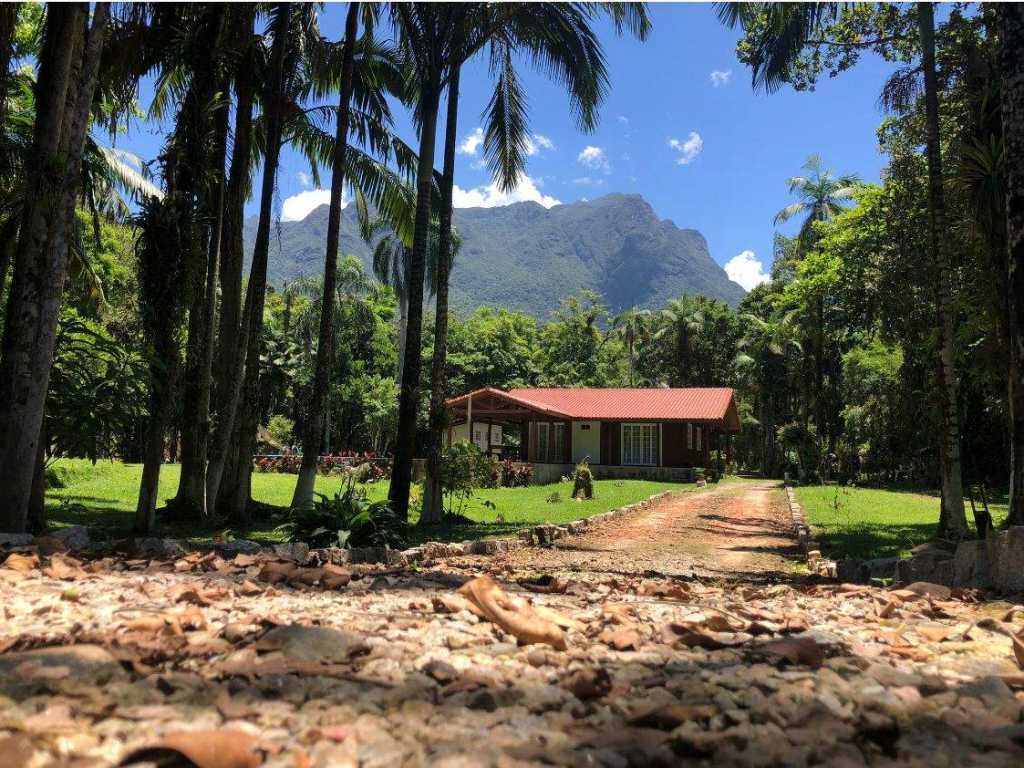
[{"x1": 244, "y1": 193, "x2": 746, "y2": 316}]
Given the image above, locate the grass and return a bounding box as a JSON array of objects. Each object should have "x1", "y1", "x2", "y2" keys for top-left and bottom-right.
[
  {"x1": 795, "y1": 484, "x2": 1009, "y2": 561},
  {"x1": 44, "y1": 458, "x2": 694, "y2": 546}
]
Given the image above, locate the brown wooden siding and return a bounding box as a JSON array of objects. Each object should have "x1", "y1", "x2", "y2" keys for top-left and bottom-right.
[
  {"x1": 661, "y1": 421, "x2": 711, "y2": 467},
  {"x1": 600, "y1": 421, "x2": 621, "y2": 466}
]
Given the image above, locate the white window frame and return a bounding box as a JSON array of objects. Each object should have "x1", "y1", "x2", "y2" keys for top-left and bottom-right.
[{"x1": 621, "y1": 423, "x2": 659, "y2": 466}]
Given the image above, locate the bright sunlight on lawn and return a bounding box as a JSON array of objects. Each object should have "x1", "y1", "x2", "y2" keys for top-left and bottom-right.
[
  {"x1": 44, "y1": 459, "x2": 692, "y2": 545},
  {"x1": 795, "y1": 484, "x2": 1009, "y2": 561}
]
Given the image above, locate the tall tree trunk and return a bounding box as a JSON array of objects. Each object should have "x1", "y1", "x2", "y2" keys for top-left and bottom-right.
[
  {"x1": 0, "y1": 2, "x2": 19, "y2": 305},
  {"x1": 422, "y1": 64, "x2": 461, "y2": 525},
  {"x1": 207, "y1": 4, "x2": 257, "y2": 509},
  {"x1": 1001, "y1": 3, "x2": 1024, "y2": 527},
  {"x1": 396, "y1": 260, "x2": 410, "y2": 387},
  {"x1": 172, "y1": 8, "x2": 227, "y2": 517},
  {"x1": 918, "y1": 3, "x2": 966, "y2": 538},
  {"x1": 218, "y1": 2, "x2": 291, "y2": 520},
  {"x1": 292, "y1": 3, "x2": 359, "y2": 510},
  {"x1": 0, "y1": 4, "x2": 107, "y2": 533},
  {"x1": 174, "y1": 72, "x2": 230, "y2": 518},
  {"x1": 389, "y1": 81, "x2": 441, "y2": 522}
]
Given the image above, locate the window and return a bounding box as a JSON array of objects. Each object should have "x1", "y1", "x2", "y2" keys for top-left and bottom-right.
[
  {"x1": 695, "y1": 425, "x2": 702, "y2": 452},
  {"x1": 687, "y1": 423, "x2": 693, "y2": 450},
  {"x1": 622, "y1": 423, "x2": 659, "y2": 466},
  {"x1": 535, "y1": 422, "x2": 565, "y2": 463}
]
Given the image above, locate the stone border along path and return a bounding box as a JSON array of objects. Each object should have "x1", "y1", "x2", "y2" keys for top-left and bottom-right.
[
  {"x1": 1, "y1": 486, "x2": 698, "y2": 569},
  {"x1": 785, "y1": 484, "x2": 837, "y2": 579}
]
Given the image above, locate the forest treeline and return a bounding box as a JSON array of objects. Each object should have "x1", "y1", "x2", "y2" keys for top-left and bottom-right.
[{"x1": 0, "y1": 3, "x2": 1022, "y2": 542}]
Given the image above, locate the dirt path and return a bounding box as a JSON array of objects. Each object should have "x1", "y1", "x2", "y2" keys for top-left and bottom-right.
[
  {"x1": 504, "y1": 478, "x2": 802, "y2": 581},
  {"x1": 2, "y1": 482, "x2": 1024, "y2": 767}
]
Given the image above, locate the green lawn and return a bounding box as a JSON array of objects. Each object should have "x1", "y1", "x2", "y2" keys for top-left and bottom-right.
[
  {"x1": 44, "y1": 458, "x2": 693, "y2": 545},
  {"x1": 795, "y1": 484, "x2": 1009, "y2": 560}
]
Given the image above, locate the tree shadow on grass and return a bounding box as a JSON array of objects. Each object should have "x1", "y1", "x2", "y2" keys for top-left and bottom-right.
[{"x1": 812, "y1": 521, "x2": 938, "y2": 560}]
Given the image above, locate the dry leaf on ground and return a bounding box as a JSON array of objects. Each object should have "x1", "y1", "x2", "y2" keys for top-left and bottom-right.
[
  {"x1": 119, "y1": 729, "x2": 264, "y2": 768},
  {"x1": 457, "y1": 575, "x2": 567, "y2": 649}
]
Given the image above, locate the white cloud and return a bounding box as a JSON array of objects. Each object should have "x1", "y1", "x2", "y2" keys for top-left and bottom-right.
[
  {"x1": 724, "y1": 250, "x2": 770, "y2": 291},
  {"x1": 710, "y1": 69, "x2": 733, "y2": 88},
  {"x1": 577, "y1": 145, "x2": 610, "y2": 172},
  {"x1": 533, "y1": 134, "x2": 555, "y2": 151},
  {"x1": 281, "y1": 188, "x2": 346, "y2": 222},
  {"x1": 452, "y1": 175, "x2": 560, "y2": 209},
  {"x1": 297, "y1": 171, "x2": 313, "y2": 189},
  {"x1": 668, "y1": 132, "x2": 703, "y2": 165},
  {"x1": 573, "y1": 176, "x2": 605, "y2": 187},
  {"x1": 617, "y1": 115, "x2": 630, "y2": 125},
  {"x1": 524, "y1": 136, "x2": 538, "y2": 156},
  {"x1": 457, "y1": 127, "x2": 484, "y2": 155}
]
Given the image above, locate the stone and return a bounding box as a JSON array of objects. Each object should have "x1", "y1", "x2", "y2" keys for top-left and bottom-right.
[
  {"x1": 50, "y1": 525, "x2": 90, "y2": 550},
  {"x1": 835, "y1": 559, "x2": 865, "y2": 584},
  {"x1": 0, "y1": 645, "x2": 125, "y2": 684},
  {"x1": 0, "y1": 532, "x2": 34, "y2": 547},
  {"x1": 994, "y1": 527, "x2": 1024, "y2": 593},
  {"x1": 863, "y1": 557, "x2": 899, "y2": 580},
  {"x1": 218, "y1": 538, "x2": 261, "y2": 555},
  {"x1": 953, "y1": 540, "x2": 991, "y2": 588},
  {"x1": 134, "y1": 538, "x2": 187, "y2": 559},
  {"x1": 273, "y1": 542, "x2": 310, "y2": 563},
  {"x1": 255, "y1": 624, "x2": 367, "y2": 663}
]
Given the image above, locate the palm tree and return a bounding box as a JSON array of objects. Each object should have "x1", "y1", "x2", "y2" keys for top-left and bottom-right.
[
  {"x1": 999, "y1": 3, "x2": 1024, "y2": 526},
  {"x1": 917, "y1": 2, "x2": 965, "y2": 538},
  {"x1": 717, "y1": 0, "x2": 967, "y2": 539},
  {"x1": 654, "y1": 299, "x2": 706, "y2": 387},
  {"x1": 0, "y1": 3, "x2": 111, "y2": 533},
  {"x1": 774, "y1": 153, "x2": 858, "y2": 452},
  {"x1": 735, "y1": 311, "x2": 802, "y2": 477},
  {"x1": 612, "y1": 308, "x2": 651, "y2": 386},
  {"x1": 396, "y1": 2, "x2": 651, "y2": 524},
  {"x1": 290, "y1": 3, "x2": 361, "y2": 511},
  {"x1": 773, "y1": 154, "x2": 859, "y2": 251}
]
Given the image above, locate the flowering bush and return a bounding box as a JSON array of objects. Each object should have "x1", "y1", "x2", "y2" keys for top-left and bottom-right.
[
  {"x1": 253, "y1": 452, "x2": 389, "y2": 479},
  {"x1": 500, "y1": 460, "x2": 533, "y2": 487}
]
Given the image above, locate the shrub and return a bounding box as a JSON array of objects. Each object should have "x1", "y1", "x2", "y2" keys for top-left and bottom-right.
[
  {"x1": 571, "y1": 461, "x2": 594, "y2": 500},
  {"x1": 279, "y1": 474, "x2": 406, "y2": 549},
  {"x1": 440, "y1": 442, "x2": 492, "y2": 517},
  {"x1": 266, "y1": 414, "x2": 295, "y2": 448},
  {"x1": 500, "y1": 460, "x2": 533, "y2": 487}
]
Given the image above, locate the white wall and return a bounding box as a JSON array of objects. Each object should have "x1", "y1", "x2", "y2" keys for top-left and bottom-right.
[
  {"x1": 451, "y1": 422, "x2": 502, "y2": 453},
  {"x1": 571, "y1": 420, "x2": 601, "y2": 464}
]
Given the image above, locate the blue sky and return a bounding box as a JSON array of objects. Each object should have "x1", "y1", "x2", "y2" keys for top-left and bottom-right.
[{"x1": 119, "y1": 3, "x2": 904, "y2": 292}]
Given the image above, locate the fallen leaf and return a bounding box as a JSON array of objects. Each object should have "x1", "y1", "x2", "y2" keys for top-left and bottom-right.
[
  {"x1": 42, "y1": 554, "x2": 84, "y2": 580},
  {"x1": 119, "y1": 729, "x2": 264, "y2": 768},
  {"x1": 457, "y1": 575, "x2": 567, "y2": 649},
  {"x1": 759, "y1": 636, "x2": 825, "y2": 668},
  {"x1": 258, "y1": 561, "x2": 298, "y2": 585},
  {"x1": 903, "y1": 582, "x2": 952, "y2": 601},
  {"x1": 517, "y1": 574, "x2": 568, "y2": 594},
  {"x1": 599, "y1": 627, "x2": 642, "y2": 651},
  {"x1": 3, "y1": 552, "x2": 39, "y2": 573},
  {"x1": 1001, "y1": 605, "x2": 1024, "y2": 623},
  {"x1": 0, "y1": 733, "x2": 35, "y2": 768},
  {"x1": 1013, "y1": 633, "x2": 1024, "y2": 670},
  {"x1": 917, "y1": 624, "x2": 954, "y2": 643},
  {"x1": 662, "y1": 623, "x2": 738, "y2": 650}
]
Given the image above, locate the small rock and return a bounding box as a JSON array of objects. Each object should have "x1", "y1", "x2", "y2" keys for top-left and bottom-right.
[
  {"x1": 134, "y1": 537, "x2": 187, "y2": 559},
  {"x1": 0, "y1": 532, "x2": 34, "y2": 547},
  {"x1": 254, "y1": 624, "x2": 366, "y2": 663},
  {"x1": 273, "y1": 542, "x2": 310, "y2": 563},
  {"x1": 50, "y1": 525, "x2": 90, "y2": 550},
  {"x1": 218, "y1": 538, "x2": 261, "y2": 555}
]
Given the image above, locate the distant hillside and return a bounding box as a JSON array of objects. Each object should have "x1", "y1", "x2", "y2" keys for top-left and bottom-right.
[{"x1": 244, "y1": 193, "x2": 746, "y2": 316}]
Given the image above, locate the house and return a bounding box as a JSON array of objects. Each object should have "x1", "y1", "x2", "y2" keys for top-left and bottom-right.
[{"x1": 445, "y1": 387, "x2": 741, "y2": 483}]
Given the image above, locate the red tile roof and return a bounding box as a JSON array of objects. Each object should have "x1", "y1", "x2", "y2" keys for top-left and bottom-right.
[{"x1": 446, "y1": 387, "x2": 740, "y2": 430}]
